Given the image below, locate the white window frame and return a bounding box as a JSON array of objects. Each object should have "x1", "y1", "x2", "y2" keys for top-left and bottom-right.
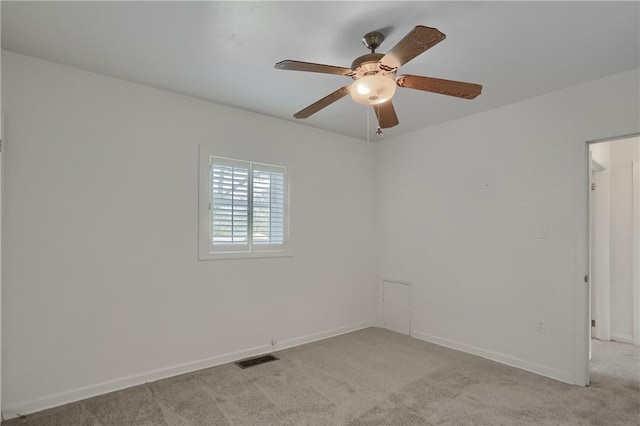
[{"x1": 199, "y1": 146, "x2": 292, "y2": 260}]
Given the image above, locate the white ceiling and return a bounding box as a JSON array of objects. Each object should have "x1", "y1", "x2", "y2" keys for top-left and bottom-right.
[{"x1": 2, "y1": 1, "x2": 639, "y2": 141}]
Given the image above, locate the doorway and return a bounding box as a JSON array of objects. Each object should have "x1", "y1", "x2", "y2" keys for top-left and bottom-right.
[{"x1": 588, "y1": 135, "x2": 640, "y2": 381}]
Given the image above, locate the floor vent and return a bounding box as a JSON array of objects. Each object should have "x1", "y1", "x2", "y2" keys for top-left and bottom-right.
[{"x1": 235, "y1": 354, "x2": 279, "y2": 369}]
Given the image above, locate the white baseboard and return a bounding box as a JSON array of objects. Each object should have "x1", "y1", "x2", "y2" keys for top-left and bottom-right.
[
  {"x1": 411, "y1": 330, "x2": 575, "y2": 385},
  {"x1": 611, "y1": 333, "x2": 634, "y2": 344},
  {"x1": 2, "y1": 320, "x2": 373, "y2": 420},
  {"x1": 272, "y1": 321, "x2": 373, "y2": 352}
]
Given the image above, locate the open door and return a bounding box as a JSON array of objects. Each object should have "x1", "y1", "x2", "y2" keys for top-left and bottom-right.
[
  {"x1": 589, "y1": 150, "x2": 593, "y2": 360},
  {"x1": 633, "y1": 161, "x2": 640, "y2": 346},
  {"x1": 590, "y1": 148, "x2": 612, "y2": 343}
]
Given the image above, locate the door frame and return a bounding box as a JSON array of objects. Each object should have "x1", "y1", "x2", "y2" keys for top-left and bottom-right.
[{"x1": 582, "y1": 133, "x2": 640, "y2": 386}]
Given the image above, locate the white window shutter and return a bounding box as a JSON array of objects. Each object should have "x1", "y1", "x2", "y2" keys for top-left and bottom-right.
[
  {"x1": 203, "y1": 154, "x2": 288, "y2": 257},
  {"x1": 210, "y1": 158, "x2": 250, "y2": 251},
  {"x1": 252, "y1": 165, "x2": 285, "y2": 246}
]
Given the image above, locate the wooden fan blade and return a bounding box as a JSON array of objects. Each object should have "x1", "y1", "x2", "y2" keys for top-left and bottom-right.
[
  {"x1": 275, "y1": 60, "x2": 352, "y2": 76},
  {"x1": 294, "y1": 86, "x2": 351, "y2": 119},
  {"x1": 396, "y1": 75, "x2": 482, "y2": 99},
  {"x1": 373, "y1": 100, "x2": 399, "y2": 128},
  {"x1": 380, "y1": 26, "x2": 446, "y2": 69}
]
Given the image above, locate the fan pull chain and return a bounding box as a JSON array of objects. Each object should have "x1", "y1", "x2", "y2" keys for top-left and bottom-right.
[
  {"x1": 366, "y1": 105, "x2": 370, "y2": 143},
  {"x1": 376, "y1": 102, "x2": 383, "y2": 136}
]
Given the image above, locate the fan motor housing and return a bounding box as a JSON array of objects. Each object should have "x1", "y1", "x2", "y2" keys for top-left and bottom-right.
[{"x1": 350, "y1": 53, "x2": 395, "y2": 79}]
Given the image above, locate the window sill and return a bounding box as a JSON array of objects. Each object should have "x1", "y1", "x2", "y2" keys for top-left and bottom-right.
[{"x1": 199, "y1": 249, "x2": 294, "y2": 261}]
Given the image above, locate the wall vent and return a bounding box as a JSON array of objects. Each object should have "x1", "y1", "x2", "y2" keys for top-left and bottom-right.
[{"x1": 235, "y1": 354, "x2": 279, "y2": 369}]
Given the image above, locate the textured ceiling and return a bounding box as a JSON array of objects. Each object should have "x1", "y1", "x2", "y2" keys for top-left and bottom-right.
[{"x1": 2, "y1": 1, "x2": 639, "y2": 140}]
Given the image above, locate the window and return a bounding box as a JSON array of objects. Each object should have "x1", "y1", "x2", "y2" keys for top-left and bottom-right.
[{"x1": 199, "y1": 149, "x2": 290, "y2": 260}]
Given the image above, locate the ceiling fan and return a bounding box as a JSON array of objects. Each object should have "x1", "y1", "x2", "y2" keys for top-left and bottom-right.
[{"x1": 275, "y1": 25, "x2": 482, "y2": 129}]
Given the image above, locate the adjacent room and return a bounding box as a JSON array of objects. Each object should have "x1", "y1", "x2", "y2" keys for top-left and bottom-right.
[{"x1": 0, "y1": 1, "x2": 639, "y2": 424}]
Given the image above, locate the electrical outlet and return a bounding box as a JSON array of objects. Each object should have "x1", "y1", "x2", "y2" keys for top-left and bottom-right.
[{"x1": 536, "y1": 320, "x2": 545, "y2": 334}]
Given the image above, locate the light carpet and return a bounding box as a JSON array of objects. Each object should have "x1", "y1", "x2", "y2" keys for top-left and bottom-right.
[{"x1": 3, "y1": 327, "x2": 639, "y2": 425}]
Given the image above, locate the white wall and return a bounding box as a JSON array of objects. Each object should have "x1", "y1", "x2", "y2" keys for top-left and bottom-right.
[
  {"x1": 376, "y1": 69, "x2": 640, "y2": 385},
  {"x1": 2, "y1": 46, "x2": 639, "y2": 418},
  {"x1": 591, "y1": 143, "x2": 611, "y2": 167},
  {"x1": 608, "y1": 136, "x2": 640, "y2": 342},
  {"x1": 1, "y1": 51, "x2": 377, "y2": 417}
]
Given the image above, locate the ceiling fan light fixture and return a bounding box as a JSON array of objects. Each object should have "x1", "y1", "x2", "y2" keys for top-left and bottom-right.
[
  {"x1": 349, "y1": 74, "x2": 397, "y2": 105},
  {"x1": 276, "y1": 25, "x2": 481, "y2": 129}
]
